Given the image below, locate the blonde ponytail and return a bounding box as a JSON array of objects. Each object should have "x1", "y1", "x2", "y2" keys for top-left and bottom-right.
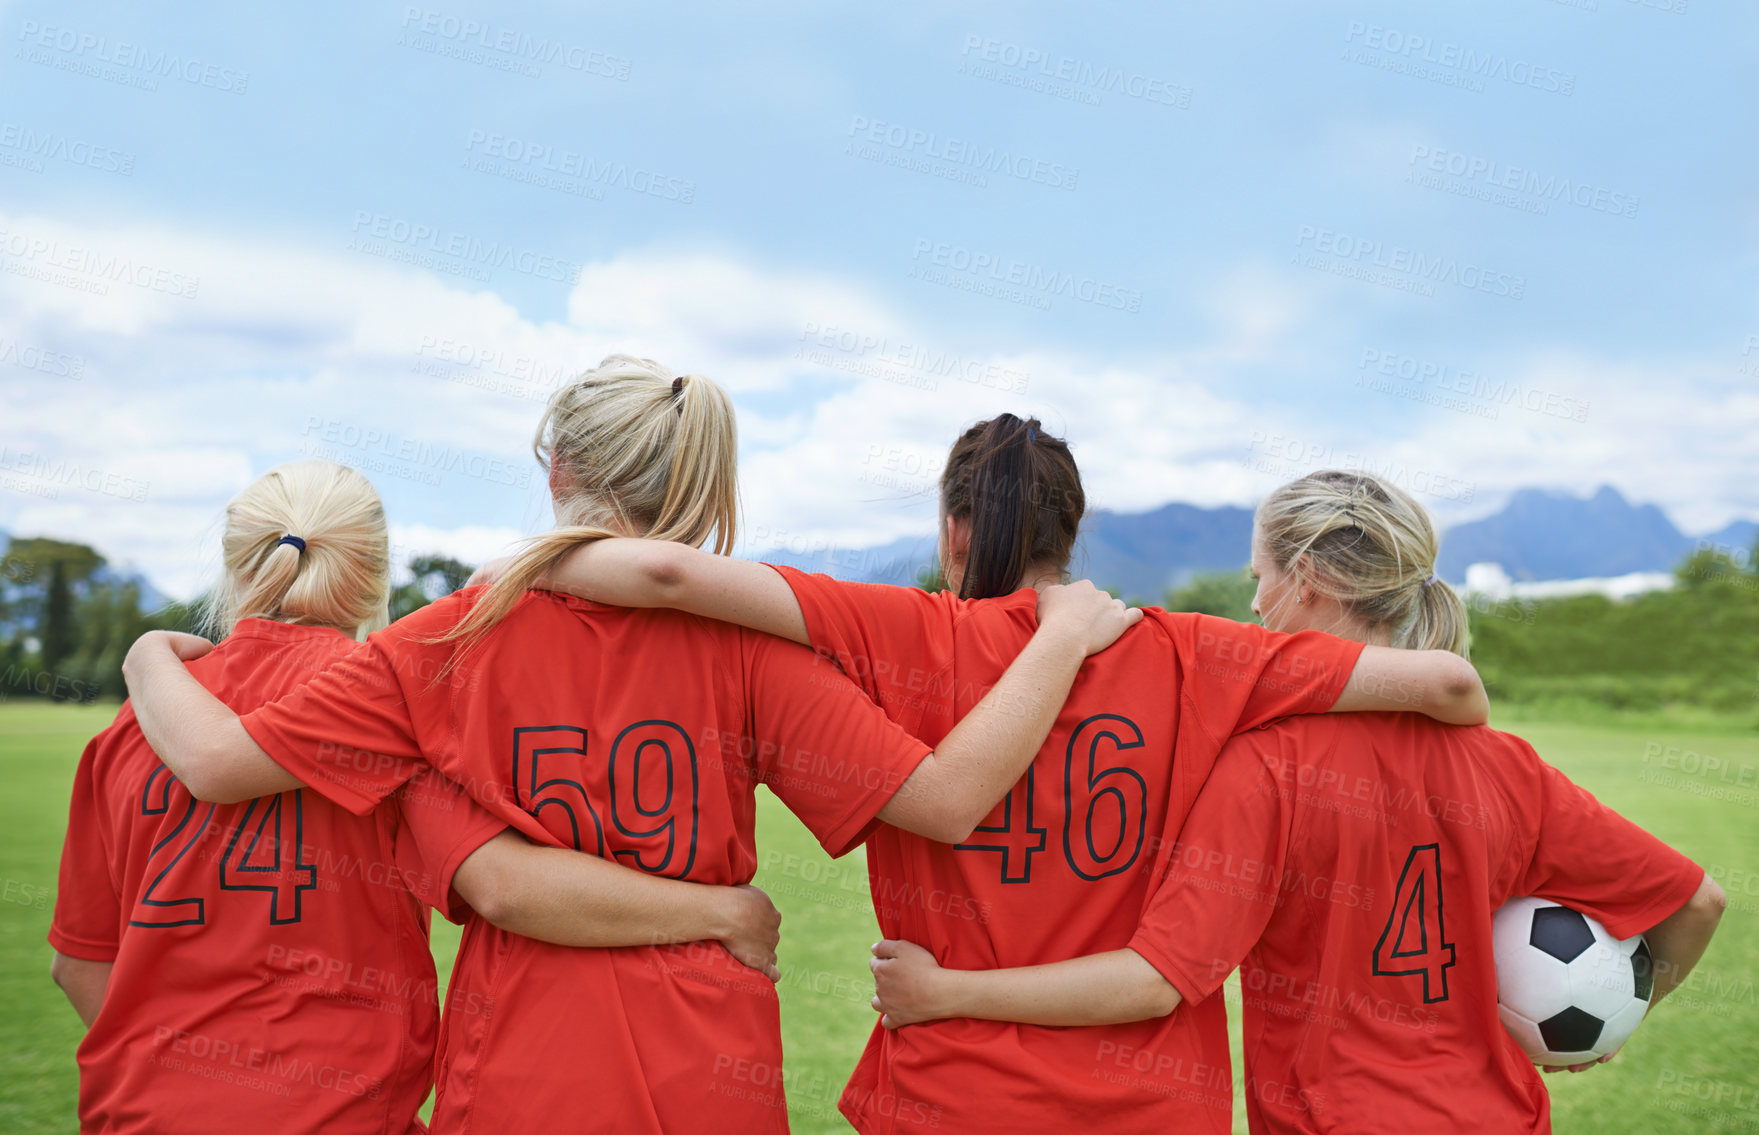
[
  {"x1": 436, "y1": 355, "x2": 739, "y2": 656},
  {"x1": 1257, "y1": 470, "x2": 1470, "y2": 657},
  {"x1": 203, "y1": 460, "x2": 391, "y2": 640}
]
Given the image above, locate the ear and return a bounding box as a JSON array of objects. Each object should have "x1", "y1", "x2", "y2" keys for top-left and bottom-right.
[
  {"x1": 547, "y1": 458, "x2": 566, "y2": 500},
  {"x1": 944, "y1": 514, "x2": 971, "y2": 563}
]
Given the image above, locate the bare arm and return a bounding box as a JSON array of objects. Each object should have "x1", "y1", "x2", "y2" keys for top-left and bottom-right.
[
  {"x1": 1331, "y1": 645, "x2": 1488, "y2": 725},
  {"x1": 528, "y1": 540, "x2": 810, "y2": 645},
  {"x1": 453, "y1": 832, "x2": 783, "y2": 979},
  {"x1": 869, "y1": 939, "x2": 1179, "y2": 1029},
  {"x1": 50, "y1": 953, "x2": 112, "y2": 1028},
  {"x1": 121, "y1": 631, "x2": 301, "y2": 803},
  {"x1": 874, "y1": 582, "x2": 1141, "y2": 844},
  {"x1": 1646, "y1": 872, "x2": 1726, "y2": 1004}
]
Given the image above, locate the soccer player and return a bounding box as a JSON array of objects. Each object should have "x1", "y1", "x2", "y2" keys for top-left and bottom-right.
[
  {"x1": 503, "y1": 416, "x2": 1494, "y2": 1134},
  {"x1": 49, "y1": 461, "x2": 785, "y2": 1135},
  {"x1": 865, "y1": 470, "x2": 1728, "y2": 1135},
  {"x1": 116, "y1": 361, "x2": 1141, "y2": 1135}
]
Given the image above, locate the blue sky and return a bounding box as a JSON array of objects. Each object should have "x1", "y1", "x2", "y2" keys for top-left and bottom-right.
[{"x1": 3, "y1": 0, "x2": 1754, "y2": 596}]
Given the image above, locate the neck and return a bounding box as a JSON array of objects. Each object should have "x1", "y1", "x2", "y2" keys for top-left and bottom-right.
[{"x1": 1021, "y1": 563, "x2": 1064, "y2": 592}]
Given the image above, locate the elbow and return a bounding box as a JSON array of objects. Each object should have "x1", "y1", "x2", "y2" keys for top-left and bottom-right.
[
  {"x1": 453, "y1": 854, "x2": 519, "y2": 928},
  {"x1": 1693, "y1": 876, "x2": 1729, "y2": 923},
  {"x1": 1140, "y1": 976, "x2": 1183, "y2": 1019},
  {"x1": 643, "y1": 542, "x2": 691, "y2": 599},
  {"x1": 49, "y1": 953, "x2": 70, "y2": 992},
  {"x1": 1438, "y1": 656, "x2": 1488, "y2": 725}
]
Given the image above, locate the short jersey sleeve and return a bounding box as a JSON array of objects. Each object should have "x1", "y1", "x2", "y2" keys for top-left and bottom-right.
[
  {"x1": 239, "y1": 638, "x2": 428, "y2": 816},
  {"x1": 1514, "y1": 750, "x2": 1705, "y2": 940},
  {"x1": 392, "y1": 766, "x2": 509, "y2": 924},
  {"x1": 48, "y1": 734, "x2": 123, "y2": 961},
  {"x1": 1127, "y1": 732, "x2": 1290, "y2": 1003},
  {"x1": 742, "y1": 631, "x2": 932, "y2": 858},
  {"x1": 1160, "y1": 612, "x2": 1363, "y2": 745},
  {"x1": 770, "y1": 566, "x2": 956, "y2": 721}
]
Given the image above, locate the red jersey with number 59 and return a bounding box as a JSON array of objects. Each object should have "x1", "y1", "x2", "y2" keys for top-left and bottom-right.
[
  {"x1": 231, "y1": 587, "x2": 935, "y2": 1135},
  {"x1": 1128, "y1": 714, "x2": 1705, "y2": 1135},
  {"x1": 771, "y1": 568, "x2": 1364, "y2": 1135},
  {"x1": 49, "y1": 619, "x2": 506, "y2": 1135}
]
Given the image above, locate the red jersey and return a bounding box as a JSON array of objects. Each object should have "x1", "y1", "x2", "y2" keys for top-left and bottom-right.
[
  {"x1": 231, "y1": 587, "x2": 935, "y2": 1135},
  {"x1": 772, "y1": 568, "x2": 1364, "y2": 1135},
  {"x1": 1129, "y1": 713, "x2": 1706, "y2": 1135},
  {"x1": 49, "y1": 618, "x2": 506, "y2": 1135}
]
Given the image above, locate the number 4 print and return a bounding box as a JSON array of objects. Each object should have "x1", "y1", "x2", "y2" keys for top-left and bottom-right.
[
  {"x1": 1373, "y1": 843, "x2": 1457, "y2": 1003},
  {"x1": 219, "y1": 792, "x2": 319, "y2": 925}
]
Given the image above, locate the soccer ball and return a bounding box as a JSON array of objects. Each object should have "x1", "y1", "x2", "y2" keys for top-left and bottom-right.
[{"x1": 1492, "y1": 897, "x2": 1654, "y2": 1065}]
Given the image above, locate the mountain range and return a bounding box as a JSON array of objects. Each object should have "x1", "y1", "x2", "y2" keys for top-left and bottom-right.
[
  {"x1": 4, "y1": 486, "x2": 1753, "y2": 608},
  {"x1": 765, "y1": 486, "x2": 1758, "y2": 601}
]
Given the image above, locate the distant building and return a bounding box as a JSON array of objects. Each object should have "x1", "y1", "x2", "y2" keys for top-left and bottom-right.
[{"x1": 1463, "y1": 562, "x2": 1674, "y2": 603}]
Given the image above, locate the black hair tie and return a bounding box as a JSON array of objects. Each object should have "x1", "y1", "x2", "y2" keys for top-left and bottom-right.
[
  {"x1": 277, "y1": 535, "x2": 307, "y2": 553},
  {"x1": 672, "y1": 376, "x2": 684, "y2": 397}
]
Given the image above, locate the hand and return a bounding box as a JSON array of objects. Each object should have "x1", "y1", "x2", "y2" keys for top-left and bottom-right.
[
  {"x1": 122, "y1": 630, "x2": 214, "y2": 679},
  {"x1": 1542, "y1": 1052, "x2": 1617, "y2": 1074},
  {"x1": 717, "y1": 884, "x2": 782, "y2": 983},
  {"x1": 466, "y1": 556, "x2": 514, "y2": 589},
  {"x1": 1036, "y1": 579, "x2": 1142, "y2": 657},
  {"x1": 870, "y1": 939, "x2": 950, "y2": 1029}
]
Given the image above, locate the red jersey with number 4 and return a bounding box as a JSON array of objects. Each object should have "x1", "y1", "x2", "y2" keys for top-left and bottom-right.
[
  {"x1": 49, "y1": 619, "x2": 507, "y2": 1135},
  {"x1": 231, "y1": 587, "x2": 934, "y2": 1135},
  {"x1": 1128, "y1": 713, "x2": 1706, "y2": 1135},
  {"x1": 770, "y1": 568, "x2": 1364, "y2": 1135}
]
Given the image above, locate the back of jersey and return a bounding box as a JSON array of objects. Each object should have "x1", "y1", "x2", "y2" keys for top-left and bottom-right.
[
  {"x1": 773, "y1": 569, "x2": 1364, "y2": 1135},
  {"x1": 1133, "y1": 712, "x2": 1704, "y2": 1135},
  {"x1": 50, "y1": 620, "x2": 461, "y2": 1135}
]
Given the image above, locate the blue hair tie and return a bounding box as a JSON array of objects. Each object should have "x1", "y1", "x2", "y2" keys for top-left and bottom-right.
[
  {"x1": 1422, "y1": 574, "x2": 1437, "y2": 587},
  {"x1": 1026, "y1": 428, "x2": 1037, "y2": 443},
  {"x1": 277, "y1": 535, "x2": 307, "y2": 553}
]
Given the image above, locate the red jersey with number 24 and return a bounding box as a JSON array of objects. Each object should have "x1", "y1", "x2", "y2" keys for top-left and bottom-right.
[{"x1": 49, "y1": 619, "x2": 506, "y2": 1135}]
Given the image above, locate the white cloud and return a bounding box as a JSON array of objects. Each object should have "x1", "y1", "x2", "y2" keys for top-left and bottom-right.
[{"x1": 3, "y1": 208, "x2": 1753, "y2": 601}]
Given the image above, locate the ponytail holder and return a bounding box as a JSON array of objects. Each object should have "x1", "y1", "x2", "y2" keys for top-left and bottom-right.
[
  {"x1": 671, "y1": 376, "x2": 684, "y2": 397},
  {"x1": 277, "y1": 535, "x2": 307, "y2": 554},
  {"x1": 1422, "y1": 574, "x2": 1437, "y2": 587},
  {"x1": 1026, "y1": 428, "x2": 1037, "y2": 443}
]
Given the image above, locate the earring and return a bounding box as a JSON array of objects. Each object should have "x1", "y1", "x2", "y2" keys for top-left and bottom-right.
[{"x1": 1296, "y1": 594, "x2": 1305, "y2": 605}]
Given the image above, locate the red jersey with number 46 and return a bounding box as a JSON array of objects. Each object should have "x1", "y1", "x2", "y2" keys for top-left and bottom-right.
[
  {"x1": 231, "y1": 587, "x2": 935, "y2": 1135},
  {"x1": 1128, "y1": 713, "x2": 1705, "y2": 1135},
  {"x1": 49, "y1": 619, "x2": 507, "y2": 1135},
  {"x1": 771, "y1": 568, "x2": 1365, "y2": 1135}
]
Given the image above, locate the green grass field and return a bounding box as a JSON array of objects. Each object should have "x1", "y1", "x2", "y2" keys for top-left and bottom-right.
[{"x1": 3, "y1": 703, "x2": 1755, "y2": 1133}]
